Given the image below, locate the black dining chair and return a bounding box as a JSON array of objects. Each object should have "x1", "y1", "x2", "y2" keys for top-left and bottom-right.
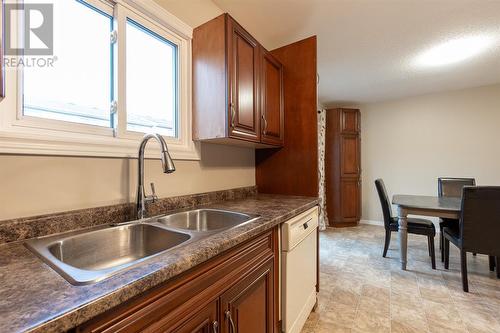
[
  {"x1": 438, "y1": 177, "x2": 476, "y2": 262},
  {"x1": 375, "y1": 179, "x2": 436, "y2": 269},
  {"x1": 444, "y1": 186, "x2": 500, "y2": 292}
]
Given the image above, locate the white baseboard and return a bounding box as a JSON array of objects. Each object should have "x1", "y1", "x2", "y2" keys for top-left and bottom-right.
[{"x1": 359, "y1": 219, "x2": 384, "y2": 226}]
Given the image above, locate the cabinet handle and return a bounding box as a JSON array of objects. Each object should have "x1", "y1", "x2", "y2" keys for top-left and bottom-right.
[
  {"x1": 262, "y1": 114, "x2": 268, "y2": 135},
  {"x1": 212, "y1": 320, "x2": 219, "y2": 333},
  {"x1": 225, "y1": 310, "x2": 236, "y2": 333},
  {"x1": 230, "y1": 103, "x2": 236, "y2": 128}
]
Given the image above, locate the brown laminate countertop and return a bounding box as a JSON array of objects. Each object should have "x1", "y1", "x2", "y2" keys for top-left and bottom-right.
[{"x1": 0, "y1": 194, "x2": 318, "y2": 333}]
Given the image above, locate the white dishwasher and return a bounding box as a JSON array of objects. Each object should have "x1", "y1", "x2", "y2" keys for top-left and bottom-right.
[{"x1": 281, "y1": 206, "x2": 318, "y2": 333}]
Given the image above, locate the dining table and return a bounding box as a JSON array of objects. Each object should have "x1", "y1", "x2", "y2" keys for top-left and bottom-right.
[{"x1": 392, "y1": 195, "x2": 462, "y2": 270}]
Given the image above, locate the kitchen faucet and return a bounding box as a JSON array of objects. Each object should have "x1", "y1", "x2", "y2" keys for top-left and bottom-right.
[{"x1": 136, "y1": 133, "x2": 175, "y2": 220}]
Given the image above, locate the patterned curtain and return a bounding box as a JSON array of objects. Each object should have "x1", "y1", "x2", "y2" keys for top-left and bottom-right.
[{"x1": 317, "y1": 108, "x2": 328, "y2": 230}]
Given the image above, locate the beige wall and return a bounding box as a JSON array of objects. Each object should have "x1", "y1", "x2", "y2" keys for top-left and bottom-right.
[
  {"x1": 153, "y1": 0, "x2": 222, "y2": 28},
  {"x1": 0, "y1": 143, "x2": 255, "y2": 220},
  {"x1": 0, "y1": 1, "x2": 255, "y2": 221},
  {"x1": 361, "y1": 84, "x2": 500, "y2": 224}
]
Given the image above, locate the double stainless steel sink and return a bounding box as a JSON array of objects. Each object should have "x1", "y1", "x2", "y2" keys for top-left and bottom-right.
[{"x1": 25, "y1": 209, "x2": 258, "y2": 285}]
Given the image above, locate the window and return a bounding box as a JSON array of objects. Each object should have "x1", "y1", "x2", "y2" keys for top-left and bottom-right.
[
  {"x1": 23, "y1": 0, "x2": 113, "y2": 127},
  {"x1": 0, "y1": 0, "x2": 197, "y2": 159},
  {"x1": 126, "y1": 19, "x2": 177, "y2": 137}
]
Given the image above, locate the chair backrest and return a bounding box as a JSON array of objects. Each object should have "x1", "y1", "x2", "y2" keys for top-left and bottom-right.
[
  {"x1": 374, "y1": 179, "x2": 393, "y2": 230},
  {"x1": 438, "y1": 177, "x2": 476, "y2": 198},
  {"x1": 460, "y1": 186, "x2": 500, "y2": 256}
]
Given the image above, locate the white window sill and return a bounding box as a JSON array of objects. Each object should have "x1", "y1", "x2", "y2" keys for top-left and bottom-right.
[{"x1": 0, "y1": 129, "x2": 201, "y2": 160}]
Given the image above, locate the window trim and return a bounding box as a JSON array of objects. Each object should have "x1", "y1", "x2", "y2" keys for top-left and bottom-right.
[
  {"x1": 115, "y1": 3, "x2": 182, "y2": 141},
  {"x1": 0, "y1": 0, "x2": 200, "y2": 160}
]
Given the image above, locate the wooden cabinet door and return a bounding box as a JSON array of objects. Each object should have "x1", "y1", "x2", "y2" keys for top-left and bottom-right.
[
  {"x1": 155, "y1": 300, "x2": 217, "y2": 333},
  {"x1": 260, "y1": 47, "x2": 284, "y2": 146},
  {"x1": 164, "y1": 300, "x2": 218, "y2": 333},
  {"x1": 340, "y1": 134, "x2": 360, "y2": 177},
  {"x1": 340, "y1": 178, "x2": 361, "y2": 222},
  {"x1": 340, "y1": 109, "x2": 360, "y2": 134},
  {"x1": 227, "y1": 17, "x2": 260, "y2": 142},
  {"x1": 221, "y1": 259, "x2": 274, "y2": 333}
]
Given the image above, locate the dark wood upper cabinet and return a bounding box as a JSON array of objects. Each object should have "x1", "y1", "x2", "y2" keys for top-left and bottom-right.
[
  {"x1": 193, "y1": 14, "x2": 283, "y2": 148},
  {"x1": 260, "y1": 47, "x2": 284, "y2": 146},
  {"x1": 325, "y1": 108, "x2": 361, "y2": 227},
  {"x1": 227, "y1": 18, "x2": 260, "y2": 142}
]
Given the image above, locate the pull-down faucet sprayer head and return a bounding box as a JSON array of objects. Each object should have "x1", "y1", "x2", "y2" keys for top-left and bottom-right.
[
  {"x1": 161, "y1": 150, "x2": 176, "y2": 174},
  {"x1": 154, "y1": 133, "x2": 175, "y2": 173}
]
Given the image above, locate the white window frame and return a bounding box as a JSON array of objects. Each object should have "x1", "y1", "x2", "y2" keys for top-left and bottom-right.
[{"x1": 0, "y1": 0, "x2": 200, "y2": 160}]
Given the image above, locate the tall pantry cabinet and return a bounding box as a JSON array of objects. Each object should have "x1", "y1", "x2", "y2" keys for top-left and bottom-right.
[{"x1": 325, "y1": 108, "x2": 361, "y2": 227}]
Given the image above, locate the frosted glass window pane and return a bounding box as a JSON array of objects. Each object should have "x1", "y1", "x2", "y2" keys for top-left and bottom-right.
[
  {"x1": 23, "y1": 0, "x2": 112, "y2": 127},
  {"x1": 126, "y1": 19, "x2": 177, "y2": 137}
]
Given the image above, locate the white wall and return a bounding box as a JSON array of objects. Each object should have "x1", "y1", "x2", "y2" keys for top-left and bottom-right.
[
  {"x1": 361, "y1": 84, "x2": 500, "y2": 224},
  {"x1": 0, "y1": 0, "x2": 255, "y2": 221}
]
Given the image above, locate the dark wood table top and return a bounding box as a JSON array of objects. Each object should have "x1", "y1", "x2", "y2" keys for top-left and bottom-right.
[{"x1": 392, "y1": 195, "x2": 461, "y2": 212}]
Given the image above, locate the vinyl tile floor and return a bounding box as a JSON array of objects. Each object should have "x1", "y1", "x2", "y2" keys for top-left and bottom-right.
[{"x1": 301, "y1": 224, "x2": 500, "y2": 333}]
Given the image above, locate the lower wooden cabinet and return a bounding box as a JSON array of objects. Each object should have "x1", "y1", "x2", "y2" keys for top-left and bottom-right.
[
  {"x1": 76, "y1": 228, "x2": 278, "y2": 333},
  {"x1": 340, "y1": 178, "x2": 361, "y2": 223},
  {"x1": 170, "y1": 300, "x2": 218, "y2": 333},
  {"x1": 221, "y1": 259, "x2": 274, "y2": 333}
]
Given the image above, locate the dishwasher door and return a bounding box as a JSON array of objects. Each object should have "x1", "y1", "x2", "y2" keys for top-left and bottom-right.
[{"x1": 282, "y1": 207, "x2": 318, "y2": 333}]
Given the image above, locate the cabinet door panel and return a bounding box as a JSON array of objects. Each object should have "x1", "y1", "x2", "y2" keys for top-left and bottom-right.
[
  {"x1": 165, "y1": 300, "x2": 218, "y2": 333},
  {"x1": 221, "y1": 259, "x2": 274, "y2": 333},
  {"x1": 341, "y1": 109, "x2": 359, "y2": 134},
  {"x1": 260, "y1": 48, "x2": 283, "y2": 146},
  {"x1": 228, "y1": 18, "x2": 260, "y2": 142},
  {"x1": 340, "y1": 135, "x2": 360, "y2": 177},
  {"x1": 236, "y1": 37, "x2": 255, "y2": 128},
  {"x1": 340, "y1": 178, "x2": 361, "y2": 221}
]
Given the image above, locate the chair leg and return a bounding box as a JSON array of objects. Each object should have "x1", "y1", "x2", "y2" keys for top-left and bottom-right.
[
  {"x1": 461, "y1": 250, "x2": 469, "y2": 292},
  {"x1": 444, "y1": 238, "x2": 450, "y2": 270},
  {"x1": 439, "y1": 224, "x2": 443, "y2": 250},
  {"x1": 489, "y1": 256, "x2": 496, "y2": 272},
  {"x1": 382, "y1": 230, "x2": 391, "y2": 258},
  {"x1": 429, "y1": 235, "x2": 436, "y2": 270},
  {"x1": 496, "y1": 257, "x2": 500, "y2": 279},
  {"x1": 440, "y1": 226, "x2": 445, "y2": 262}
]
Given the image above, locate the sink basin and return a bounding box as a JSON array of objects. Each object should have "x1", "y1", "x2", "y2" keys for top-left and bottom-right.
[
  {"x1": 156, "y1": 209, "x2": 256, "y2": 232},
  {"x1": 25, "y1": 209, "x2": 257, "y2": 285},
  {"x1": 25, "y1": 223, "x2": 191, "y2": 285}
]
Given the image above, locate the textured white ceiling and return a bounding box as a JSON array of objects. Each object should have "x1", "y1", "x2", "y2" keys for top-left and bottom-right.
[{"x1": 212, "y1": 0, "x2": 500, "y2": 106}]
